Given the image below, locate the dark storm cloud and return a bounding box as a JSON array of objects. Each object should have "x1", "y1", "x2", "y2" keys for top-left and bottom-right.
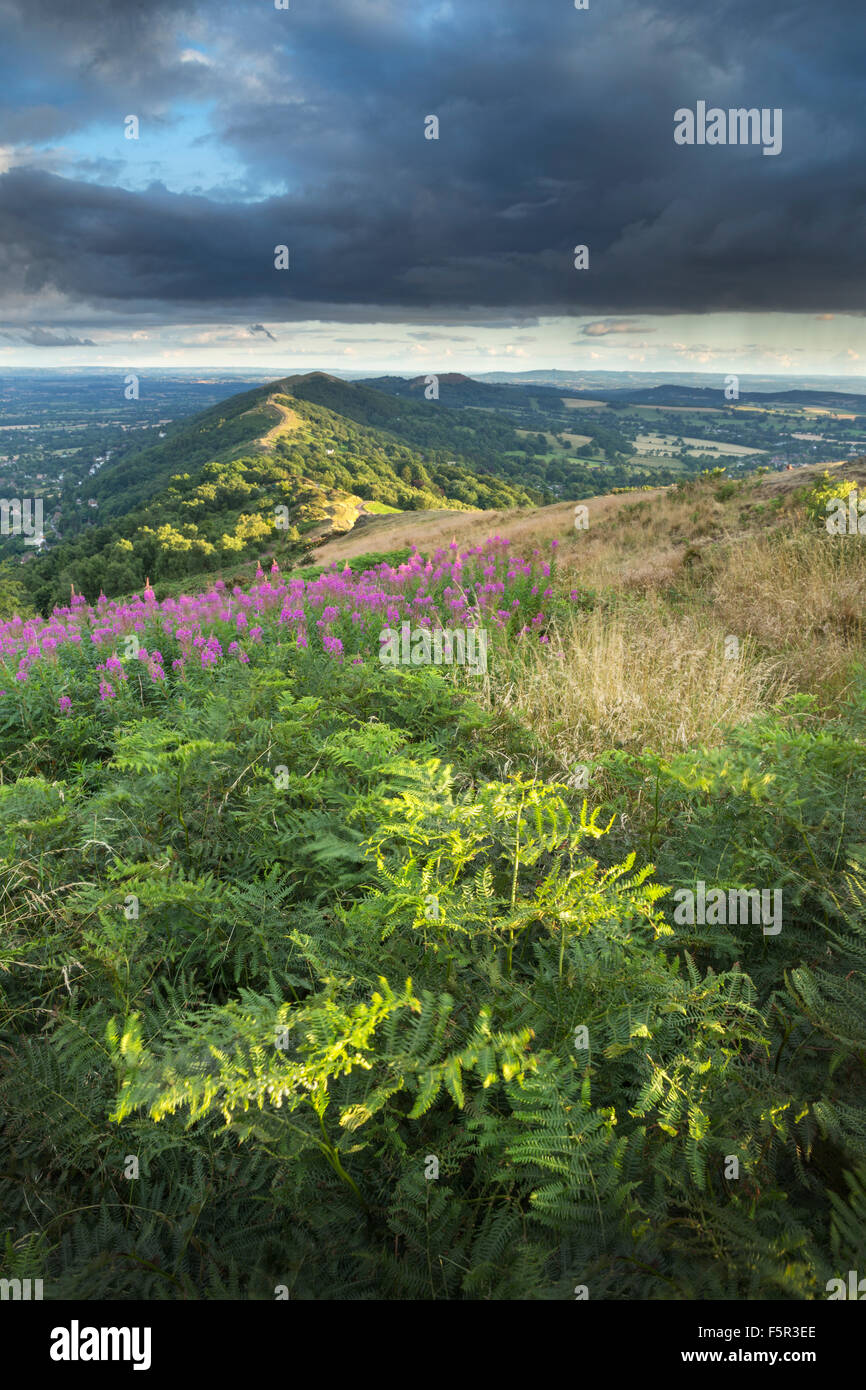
[
  {"x1": 1, "y1": 0, "x2": 865, "y2": 321},
  {"x1": 0, "y1": 0, "x2": 213, "y2": 144}
]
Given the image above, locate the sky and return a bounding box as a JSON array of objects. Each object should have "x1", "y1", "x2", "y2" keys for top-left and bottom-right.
[{"x1": 0, "y1": 0, "x2": 864, "y2": 376}]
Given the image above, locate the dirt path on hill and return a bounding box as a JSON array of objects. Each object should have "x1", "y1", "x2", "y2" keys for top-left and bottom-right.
[{"x1": 258, "y1": 396, "x2": 304, "y2": 447}]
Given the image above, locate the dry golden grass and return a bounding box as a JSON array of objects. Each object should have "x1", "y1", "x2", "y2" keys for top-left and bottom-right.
[
  {"x1": 312, "y1": 488, "x2": 674, "y2": 567},
  {"x1": 492, "y1": 468, "x2": 864, "y2": 757},
  {"x1": 707, "y1": 531, "x2": 864, "y2": 697},
  {"x1": 312, "y1": 459, "x2": 866, "y2": 759},
  {"x1": 506, "y1": 526, "x2": 864, "y2": 760},
  {"x1": 488, "y1": 603, "x2": 791, "y2": 767},
  {"x1": 311, "y1": 457, "x2": 866, "y2": 571}
]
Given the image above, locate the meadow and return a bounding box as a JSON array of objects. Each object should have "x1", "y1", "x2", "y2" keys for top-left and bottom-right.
[{"x1": 1, "y1": 467, "x2": 865, "y2": 1300}]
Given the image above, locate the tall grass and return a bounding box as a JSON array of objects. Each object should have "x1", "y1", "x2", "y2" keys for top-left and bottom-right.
[
  {"x1": 486, "y1": 513, "x2": 865, "y2": 762},
  {"x1": 491, "y1": 603, "x2": 787, "y2": 764}
]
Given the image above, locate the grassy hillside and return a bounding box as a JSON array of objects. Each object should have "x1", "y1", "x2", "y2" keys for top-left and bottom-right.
[
  {"x1": 24, "y1": 371, "x2": 795, "y2": 618},
  {"x1": 84, "y1": 392, "x2": 279, "y2": 520},
  {"x1": 19, "y1": 375, "x2": 538, "y2": 613},
  {"x1": 288, "y1": 371, "x2": 564, "y2": 488},
  {"x1": 2, "y1": 461, "x2": 866, "y2": 1299},
  {"x1": 357, "y1": 372, "x2": 683, "y2": 485},
  {"x1": 310, "y1": 459, "x2": 866, "y2": 753},
  {"x1": 85, "y1": 373, "x2": 541, "y2": 519}
]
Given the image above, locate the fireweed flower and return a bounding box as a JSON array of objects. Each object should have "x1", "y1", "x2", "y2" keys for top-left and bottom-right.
[
  {"x1": 59, "y1": 695, "x2": 72, "y2": 714},
  {"x1": 0, "y1": 535, "x2": 565, "y2": 693}
]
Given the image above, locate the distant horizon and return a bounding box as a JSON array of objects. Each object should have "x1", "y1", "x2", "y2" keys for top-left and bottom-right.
[
  {"x1": 1, "y1": 311, "x2": 864, "y2": 378},
  {"x1": 2, "y1": 363, "x2": 865, "y2": 393}
]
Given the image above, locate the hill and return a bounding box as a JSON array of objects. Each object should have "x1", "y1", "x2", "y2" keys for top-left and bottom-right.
[
  {"x1": 592, "y1": 383, "x2": 866, "y2": 413},
  {"x1": 19, "y1": 374, "x2": 538, "y2": 613},
  {"x1": 359, "y1": 371, "x2": 527, "y2": 409},
  {"x1": 361, "y1": 371, "x2": 866, "y2": 417},
  {"x1": 310, "y1": 454, "x2": 866, "y2": 569}
]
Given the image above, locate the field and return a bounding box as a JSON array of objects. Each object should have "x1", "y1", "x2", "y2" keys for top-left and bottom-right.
[
  {"x1": 515, "y1": 427, "x2": 594, "y2": 447},
  {"x1": 3, "y1": 457, "x2": 866, "y2": 1300},
  {"x1": 634, "y1": 431, "x2": 767, "y2": 460}
]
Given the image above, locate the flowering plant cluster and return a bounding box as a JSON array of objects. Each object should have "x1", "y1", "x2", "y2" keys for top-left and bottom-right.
[{"x1": 0, "y1": 538, "x2": 577, "y2": 716}]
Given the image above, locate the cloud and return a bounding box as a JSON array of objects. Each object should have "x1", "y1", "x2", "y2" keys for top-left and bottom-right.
[
  {"x1": 0, "y1": 0, "x2": 865, "y2": 329},
  {"x1": 179, "y1": 48, "x2": 212, "y2": 67},
  {"x1": 580, "y1": 319, "x2": 654, "y2": 337},
  {"x1": 248, "y1": 323, "x2": 276, "y2": 340},
  {"x1": 0, "y1": 323, "x2": 95, "y2": 346},
  {"x1": 407, "y1": 331, "x2": 472, "y2": 342}
]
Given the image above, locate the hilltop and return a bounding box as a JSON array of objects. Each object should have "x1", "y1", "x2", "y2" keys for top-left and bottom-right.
[{"x1": 83, "y1": 371, "x2": 536, "y2": 520}]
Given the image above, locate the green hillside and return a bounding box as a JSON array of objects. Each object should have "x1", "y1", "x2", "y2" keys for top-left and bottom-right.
[
  {"x1": 20, "y1": 375, "x2": 537, "y2": 613},
  {"x1": 279, "y1": 371, "x2": 550, "y2": 484}
]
